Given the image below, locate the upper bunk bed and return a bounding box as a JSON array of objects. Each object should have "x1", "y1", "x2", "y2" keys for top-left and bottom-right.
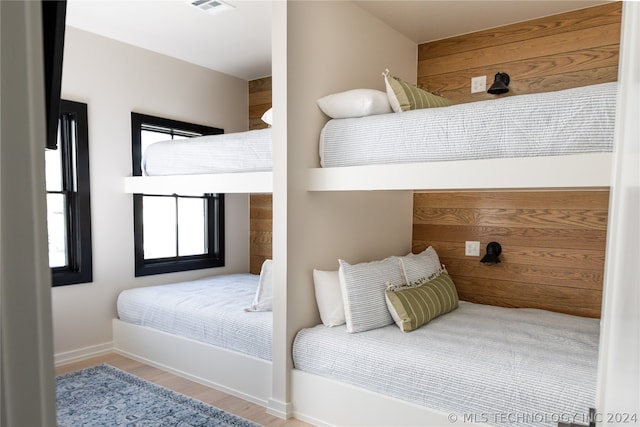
[
  {"x1": 123, "y1": 82, "x2": 617, "y2": 195},
  {"x1": 124, "y1": 124, "x2": 273, "y2": 195},
  {"x1": 308, "y1": 82, "x2": 617, "y2": 191}
]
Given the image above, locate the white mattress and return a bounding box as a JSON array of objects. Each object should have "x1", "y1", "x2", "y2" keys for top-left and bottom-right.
[
  {"x1": 293, "y1": 301, "x2": 599, "y2": 426},
  {"x1": 117, "y1": 273, "x2": 272, "y2": 361},
  {"x1": 142, "y1": 128, "x2": 272, "y2": 176},
  {"x1": 320, "y1": 82, "x2": 617, "y2": 168}
]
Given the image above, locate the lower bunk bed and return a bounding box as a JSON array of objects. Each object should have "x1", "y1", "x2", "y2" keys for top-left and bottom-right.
[
  {"x1": 291, "y1": 247, "x2": 600, "y2": 427},
  {"x1": 292, "y1": 301, "x2": 599, "y2": 426},
  {"x1": 112, "y1": 272, "x2": 273, "y2": 406}
]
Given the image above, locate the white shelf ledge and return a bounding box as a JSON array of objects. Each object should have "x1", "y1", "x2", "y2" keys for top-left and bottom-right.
[
  {"x1": 124, "y1": 171, "x2": 273, "y2": 195},
  {"x1": 307, "y1": 153, "x2": 612, "y2": 192},
  {"x1": 123, "y1": 154, "x2": 612, "y2": 194}
]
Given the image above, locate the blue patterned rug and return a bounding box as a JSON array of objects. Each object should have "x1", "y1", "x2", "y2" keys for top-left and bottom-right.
[{"x1": 56, "y1": 364, "x2": 262, "y2": 426}]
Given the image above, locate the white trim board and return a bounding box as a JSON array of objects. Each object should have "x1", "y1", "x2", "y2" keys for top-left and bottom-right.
[
  {"x1": 122, "y1": 154, "x2": 612, "y2": 195},
  {"x1": 308, "y1": 153, "x2": 612, "y2": 192},
  {"x1": 123, "y1": 171, "x2": 273, "y2": 195}
]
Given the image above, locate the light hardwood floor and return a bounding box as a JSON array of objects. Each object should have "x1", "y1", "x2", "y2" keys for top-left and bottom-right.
[{"x1": 55, "y1": 353, "x2": 312, "y2": 427}]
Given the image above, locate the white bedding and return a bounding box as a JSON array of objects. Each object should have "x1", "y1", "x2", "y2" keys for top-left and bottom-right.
[
  {"x1": 293, "y1": 301, "x2": 599, "y2": 426},
  {"x1": 320, "y1": 82, "x2": 617, "y2": 168},
  {"x1": 116, "y1": 273, "x2": 272, "y2": 360},
  {"x1": 142, "y1": 128, "x2": 272, "y2": 176}
]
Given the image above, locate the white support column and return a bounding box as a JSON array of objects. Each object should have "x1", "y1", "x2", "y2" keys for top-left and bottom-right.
[
  {"x1": 596, "y1": 2, "x2": 640, "y2": 425},
  {"x1": 268, "y1": 0, "x2": 291, "y2": 418}
]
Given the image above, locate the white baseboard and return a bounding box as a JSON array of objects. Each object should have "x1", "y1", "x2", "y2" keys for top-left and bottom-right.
[
  {"x1": 266, "y1": 398, "x2": 293, "y2": 419},
  {"x1": 54, "y1": 342, "x2": 113, "y2": 366}
]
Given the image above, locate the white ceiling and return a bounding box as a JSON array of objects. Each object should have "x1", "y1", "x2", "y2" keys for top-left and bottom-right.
[
  {"x1": 65, "y1": 0, "x2": 274, "y2": 80},
  {"x1": 356, "y1": 1, "x2": 610, "y2": 44},
  {"x1": 65, "y1": 0, "x2": 610, "y2": 82}
]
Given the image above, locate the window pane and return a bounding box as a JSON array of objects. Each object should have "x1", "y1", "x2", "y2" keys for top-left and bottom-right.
[
  {"x1": 69, "y1": 116, "x2": 78, "y2": 191},
  {"x1": 45, "y1": 141, "x2": 63, "y2": 192},
  {"x1": 47, "y1": 193, "x2": 67, "y2": 268},
  {"x1": 143, "y1": 196, "x2": 176, "y2": 259},
  {"x1": 132, "y1": 113, "x2": 224, "y2": 277},
  {"x1": 141, "y1": 129, "x2": 171, "y2": 154},
  {"x1": 178, "y1": 198, "x2": 207, "y2": 256}
]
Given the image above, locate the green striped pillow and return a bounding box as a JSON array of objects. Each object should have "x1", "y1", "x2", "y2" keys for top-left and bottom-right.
[
  {"x1": 383, "y1": 69, "x2": 451, "y2": 112},
  {"x1": 385, "y1": 273, "x2": 459, "y2": 332}
]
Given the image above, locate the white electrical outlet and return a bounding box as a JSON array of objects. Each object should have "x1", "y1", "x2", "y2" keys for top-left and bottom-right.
[
  {"x1": 471, "y1": 76, "x2": 486, "y2": 94},
  {"x1": 465, "y1": 241, "x2": 480, "y2": 256}
]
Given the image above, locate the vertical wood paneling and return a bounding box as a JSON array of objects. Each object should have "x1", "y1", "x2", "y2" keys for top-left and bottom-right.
[
  {"x1": 248, "y1": 77, "x2": 272, "y2": 130},
  {"x1": 417, "y1": 3, "x2": 621, "y2": 104},
  {"x1": 248, "y1": 76, "x2": 272, "y2": 274},
  {"x1": 249, "y1": 194, "x2": 272, "y2": 275},
  {"x1": 412, "y1": 191, "x2": 609, "y2": 318}
]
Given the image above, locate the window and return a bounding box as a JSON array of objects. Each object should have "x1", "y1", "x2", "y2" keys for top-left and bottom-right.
[
  {"x1": 45, "y1": 100, "x2": 93, "y2": 286},
  {"x1": 131, "y1": 113, "x2": 225, "y2": 277}
]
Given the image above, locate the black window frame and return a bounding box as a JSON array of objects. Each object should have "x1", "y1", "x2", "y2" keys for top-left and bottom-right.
[
  {"x1": 131, "y1": 113, "x2": 225, "y2": 277},
  {"x1": 49, "y1": 99, "x2": 93, "y2": 286}
]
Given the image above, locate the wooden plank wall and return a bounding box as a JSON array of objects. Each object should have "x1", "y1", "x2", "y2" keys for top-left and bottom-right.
[
  {"x1": 412, "y1": 191, "x2": 609, "y2": 318},
  {"x1": 411, "y1": 3, "x2": 621, "y2": 317},
  {"x1": 248, "y1": 77, "x2": 272, "y2": 131},
  {"x1": 417, "y1": 2, "x2": 621, "y2": 104},
  {"x1": 249, "y1": 194, "x2": 272, "y2": 275},
  {"x1": 248, "y1": 76, "x2": 272, "y2": 274}
]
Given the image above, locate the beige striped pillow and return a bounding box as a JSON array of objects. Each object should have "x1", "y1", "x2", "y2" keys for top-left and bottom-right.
[
  {"x1": 339, "y1": 256, "x2": 404, "y2": 333},
  {"x1": 385, "y1": 272, "x2": 459, "y2": 332},
  {"x1": 383, "y1": 69, "x2": 452, "y2": 112}
]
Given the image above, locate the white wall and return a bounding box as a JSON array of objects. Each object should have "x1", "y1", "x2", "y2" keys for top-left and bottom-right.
[
  {"x1": 270, "y1": 0, "x2": 418, "y2": 414},
  {"x1": 52, "y1": 27, "x2": 251, "y2": 362}
]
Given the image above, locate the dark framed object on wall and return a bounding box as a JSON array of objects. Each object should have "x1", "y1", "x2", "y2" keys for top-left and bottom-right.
[{"x1": 41, "y1": 0, "x2": 67, "y2": 150}]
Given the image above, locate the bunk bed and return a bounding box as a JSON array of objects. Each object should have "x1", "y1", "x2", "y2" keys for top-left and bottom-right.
[
  {"x1": 118, "y1": 115, "x2": 275, "y2": 404},
  {"x1": 293, "y1": 305, "x2": 599, "y2": 427},
  {"x1": 124, "y1": 127, "x2": 273, "y2": 194},
  {"x1": 117, "y1": 80, "x2": 617, "y2": 423},
  {"x1": 123, "y1": 83, "x2": 616, "y2": 196},
  {"x1": 290, "y1": 83, "x2": 616, "y2": 425},
  {"x1": 309, "y1": 82, "x2": 617, "y2": 191},
  {"x1": 291, "y1": 249, "x2": 599, "y2": 427},
  {"x1": 112, "y1": 270, "x2": 273, "y2": 406}
]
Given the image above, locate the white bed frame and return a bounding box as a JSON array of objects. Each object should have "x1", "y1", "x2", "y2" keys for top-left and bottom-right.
[
  {"x1": 112, "y1": 318, "x2": 272, "y2": 406},
  {"x1": 124, "y1": 170, "x2": 273, "y2": 195},
  {"x1": 308, "y1": 152, "x2": 612, "y2": 192},
  {"x1": 122, "y1": 153, "x2": 611, "y2": 196},
  {"x1": 290, "y1": 369, "x2": 492, "y2": 426}
]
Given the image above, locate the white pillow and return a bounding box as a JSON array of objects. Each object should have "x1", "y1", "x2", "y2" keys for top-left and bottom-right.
[
  {"x1": 261, "y1": 108, "x2": 273, "y2": 125},
  {"x1": 246, "y1": 259, "x2": 273, "y2": 312},
  {"x1": 339, "y1": 256, "x2": 404, "y2": 333},
  {"x1": 313, "y1": 269, "x2": 345, "y2": 327},
  {"x1": 317, "y1": 89, "x2": 392, "y2": 119},
  {"x1": 400, "y1": 246, "x2": 443, "y2": 285}
]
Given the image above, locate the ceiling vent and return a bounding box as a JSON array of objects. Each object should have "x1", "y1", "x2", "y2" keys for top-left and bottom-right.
[{"x1": 188, "y1": 0, "x2": 235, "y2": 15}]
